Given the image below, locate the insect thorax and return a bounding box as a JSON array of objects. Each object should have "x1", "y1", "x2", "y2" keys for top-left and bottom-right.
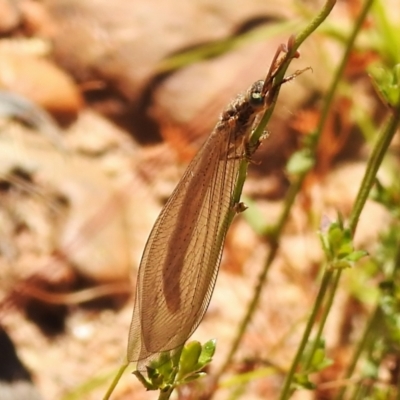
[{"x1": 217, "y1": 80, "x2": 266, "y2": 141}]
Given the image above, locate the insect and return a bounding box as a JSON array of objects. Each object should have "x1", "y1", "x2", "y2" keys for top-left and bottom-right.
[{"x1": 128, "y1": 39, "x2": 304, "y2": 369}]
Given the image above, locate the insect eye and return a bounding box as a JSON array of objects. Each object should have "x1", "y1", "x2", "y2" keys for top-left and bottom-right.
[{"x1": 249, "y1": 91, "x2": 264, "y2": 108}]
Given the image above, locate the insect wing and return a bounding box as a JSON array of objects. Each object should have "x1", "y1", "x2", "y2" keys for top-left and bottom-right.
[{"x1": 128, "y1": 126, "x2": 243, "y2": 365}]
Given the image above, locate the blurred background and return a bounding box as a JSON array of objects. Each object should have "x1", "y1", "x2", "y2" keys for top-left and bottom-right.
[{"x1": 0, "y1": 0, "x2": 399, "y2": 399}]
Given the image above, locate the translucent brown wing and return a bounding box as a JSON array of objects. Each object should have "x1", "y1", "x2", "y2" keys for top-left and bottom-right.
[{"x1": 127, "y1": 124, "x2": 243, "y2": 367}]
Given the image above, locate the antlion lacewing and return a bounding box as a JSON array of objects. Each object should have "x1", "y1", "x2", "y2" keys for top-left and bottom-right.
[{"x1": 128, "y1": 38, "x2": 305, "y2": 368}]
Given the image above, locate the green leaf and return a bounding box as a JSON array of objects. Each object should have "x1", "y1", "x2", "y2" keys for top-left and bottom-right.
[
  {"x1": 319, "y1": 218, "x2": 367, "y2": 269},
  {"x1": 331, "y1": 260, "x2": 352, "y2": 270},
  {"x1": 176, "y1": 340, "x2": 216, "y2": 384},
  {"x1": 133, "y1": 370, "x2": 159, "y2": 391},
  {"x1": 337, "y1": 242, "x2": 354, "y2": 258},
  {"x1": 310, "y1": 348, "x2": 333, "y2": 371},
  {"x1": 178, "y1": 341, "x2": 202, "y2": 378},
  {"x1": 286, "y1": 149, "x2": 315, "y2": 175},
  {"x1": 149, "y1": 352, "x2": 172, "y2": 370},
  {"x1": 156, "y1": 358, "x2": 175, "y2": 385},
  {"x1": 181, "y1": 372, "x2": 207, "y2": 384},
  {"x1": 198, "y1": 339, "x2": 217, "y2": 366},
  {"x1": 369, "y1": 64, "x2": 400, "y2": 107},
  {"x1": 133, "y1": 339, "x2": 216, "y2": 394},
  {"x1": 346, "y1": 250, "x2": 368, "y2": 262},
  {"x1": 292, "y1": 373, "x2": 316, "y2": 390}
]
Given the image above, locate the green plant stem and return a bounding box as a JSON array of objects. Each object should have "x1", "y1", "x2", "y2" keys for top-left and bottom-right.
[
  {"x1": 351, "y1": 382, "x2": 367, "y2": 400},
  {"x1": 335, "y1": 306, "x2": 380, "y2": 400},
  {"x1": 102, "y1": 362, "x2": 129, "y2": 400},
  {"x1": 217, "y1": 237, "x2": 279, "y2": 377},
  {"x1": 337, "y1": 200, "x2": 400, "y2": 400},
  {"x1": 349, "y1": 107, "x2": 400, "y2": 234},
  {"x1": 213, "y1": 3, "x2": 336, "y2": 385},
  {"x1": 302, "y1": 75, "x2": 400, "y2": 400},
  {"x1": 250, "y1": 0, "x2": 338, "y2": 147},
  {"x1": 271, "y1": 177, "x2": 303, "y2": 239},
  {"x1": 217, "y1": 179, "x2": 306, "y2": 380},
  {"x1": 158, "y1": 387, "x2": 174, "y2": 400},
  {"x1": 281, "y1": 78, "x2": 399, "y2": 400},
  {"x1": 315, "y1": 0, "x2": 375, "y2": 143},
  {"x1": 293, "y1": 0, "x2": 337, "y2": 50},
  {"x1": 278, "y1": 270, "x2": 334, "y2": 400},
  {"x1": 156, "y1": 21, "x2": 299, "y2": 73},
  {"x1": 397, "y1": 371, "x2": 400, "y2": 400},
  {"x1": 275, "y1": 0, "x2": 376, "y2": 396},
  {"x1": 156, "y1": 346, "x2": 184, "y2": 400},
  {"x1": 303, "y1": 267, "x2": 341, "y2": 370}
]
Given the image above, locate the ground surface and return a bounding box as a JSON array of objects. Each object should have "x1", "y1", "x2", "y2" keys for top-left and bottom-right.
[{"x1": 0, "y1": 1, "x2": 398, "y2": 400}]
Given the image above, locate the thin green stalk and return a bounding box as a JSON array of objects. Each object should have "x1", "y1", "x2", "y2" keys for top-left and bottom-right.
[
  {"x1": 228, "y1": 1, "x2": 384, "y2": 399},
  {"x1": 278, "y1": 270, "x2": 334, "y2": 400},
  {"x1": 350, "y1": 382, "x2": 366, "y2": 400},
  {"x1": 250, "y1": 0, "x2": 338, "y2": 147},
  {"x1": 156, "y1": 21, "x2": 300, "y2": 74},
  {"x1": 213, "y1": 2, "x2": 336, "y2": 383},
  {"x1": 315, "y1": 0, "x2": 375, "y2": 141},
  {"x1": 217, "y1": 238, "x2": 279, "y2": 377},
  {"x1": 276, "y1": 0, "x2": 376, "y2": 396},
  {"x1": 275, "y1": 0, "x2": 375, "y2": 239},
  {"x1": 102, "y1": 362, "x2": 129, "y2": 400},
  {"x1": 303, "y1": 268, "x2": 341, "y2": 370},
  {"x1": 337, "y1": 205, "x2": 400, "y2": 399},
  {"x1": 335, "y1": 306, "x2": 380, "y2": 400},
  {"x1": 158, "y1": 387, "x2": 174, "y2": 400},
  {"x1": 349, "y1": 107, "x2": 400, "y2": 234},
  {"x1": 302, "y1": 92, "x2": 400, "y2": 400},
  {"x1": 271, "y1": 177, "x2": 303, "y2": 239},
  {"x1": 293, "y1": 0, "x2": 337, "y2": 50}
]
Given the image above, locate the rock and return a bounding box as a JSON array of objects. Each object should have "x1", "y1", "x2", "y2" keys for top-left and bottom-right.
[
  {"x1": 0, "y1": 0, "x2": 21, "y2": 34},
  {"x1": 0, "y1": 49, "x2": 83, "y2": 121},
  {"x1": 38, "y1": 0, "x2": 292, "y2": 103}
]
